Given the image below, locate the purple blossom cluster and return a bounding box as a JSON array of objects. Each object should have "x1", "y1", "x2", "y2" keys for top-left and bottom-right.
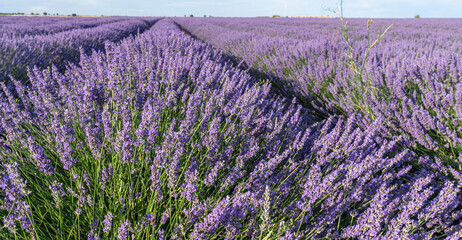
[
  {"x1": 102, "y1": 211, "x2": 113, "y2": 233},
  {"x1": 0, "y1": 163, "x2": 33, "y2": 236},
  {"x1": 0, "y1": 16, "x2": 462, "y2": 240},
  {"x1": 117, "y1": 219, "x2": 133, "y2": 240},
  {"x1": 27, "y1": 135, "x2": 55, "y2": 175}
]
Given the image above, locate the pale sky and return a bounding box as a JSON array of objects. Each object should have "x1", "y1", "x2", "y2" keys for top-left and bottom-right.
[{"x1": 1, "y1": 0, "x2": 461, "y2": 18}]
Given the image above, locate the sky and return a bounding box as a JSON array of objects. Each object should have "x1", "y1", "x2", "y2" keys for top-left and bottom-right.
[{"x1": 1, "y1": 0, "x2": 462, "y2": 18}]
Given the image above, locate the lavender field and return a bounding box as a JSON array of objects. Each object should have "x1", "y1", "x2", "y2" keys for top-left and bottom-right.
[{"x1": 1, "y1": 15, "x2": 462, "y2": 239}]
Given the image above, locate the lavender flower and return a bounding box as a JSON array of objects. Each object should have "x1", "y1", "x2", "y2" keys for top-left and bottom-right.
[
  {"x1": 101, "y1": 164, "x2": 113, "y2": 190},
  {"x1": 136, "y1": 214, "x2": 155, "y2": 232},
  {"x1": 27, "y1": 136, "x2": 55, "y2": 175},
  {"x1": 181, "y1": 160, "x2": 198, "y2": 202},
  {"x1": 85, "y1": 125, "x2": 102, "y2": 159},
  {"x1": 117, "y1": 219, "x2": 133, "y2": 240},
  {"x1": 115, "y1": 102, "x2": 134, "y2": 163},
  {"x1": 0, "y1": 163, "x2": 33, "y2": 235},
  {"x1": 75, "y1": 208, "x2": 82, "y2": 215},
  {"x1": 158, "y1": 229, "x2": 165, "y2": 240},
  {"x1": 49, "y1": 180, "x2": 65, "y2": 208},
  {"x1": 103, "y1": 211, "x2": 113, "y2": 233},
  {"x1": 160, "y1": 208, "x2": 171, "y2": 225},
  {"x1": 87, "y1": 217, "x2": 99, "y2": 240}
]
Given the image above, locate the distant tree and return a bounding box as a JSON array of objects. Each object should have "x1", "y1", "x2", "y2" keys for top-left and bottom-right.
[
  {"x1": 72, "y1": 13, "x2": 77, "y2": 16},
  {"x1": 272, "y1": 15, "x2": 280, "y2": 18},
  {"x1": 190, "y1": 14, "x2": 194, "y2": 17},
  {"x1": 203, "y1": 15, "x2": 206, "y2": 17},
  {"x1": 184, "y1": 14, "x2": 186, "y2": 17},
  {"x1": 415, "y1": 14, "x2": 420, "y2": 18},
  {"x1": 43, "y1": 12, "x2": 47, "y2": 15}
]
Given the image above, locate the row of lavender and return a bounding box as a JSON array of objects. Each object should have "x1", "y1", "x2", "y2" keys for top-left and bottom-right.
[
  {"x1": 175, "y1": 17, "x2": 462, "y2": 169},
  {"x1": 0, "y1": 17, "x2": 159, "y2": 83},
  {"x1": 0, "y1": 16, "x2": 80, "y2": 25},
  {"x1": 0, "y1": 16, "x2": 124, "y2": 37},
  {"x1": 1, "y1": 18, "x2": 462, "y2": 239}
]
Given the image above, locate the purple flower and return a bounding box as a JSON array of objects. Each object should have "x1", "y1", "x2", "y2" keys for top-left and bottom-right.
[
  {"x1": 87, "y1": 217, "x2": 99, "y2": 240},
  {"x1": 49, "y1": 180, "x2": 65, "y2": 208},
  {"x1": 0, "y1": 163, "x2": 33, "y2": 235},
  {"x1": 117, "y1": 219, "x2": 133, "y2": 240},
  {"x1": 101, "y1": 164, "x2": 113, "y2": 190},
  {"x1": 161, "y1": 208, "x2": 171, "y2": 225},
  {"x1": 75, "y1": 208, "x2": 82, "y2": 215},
  {"x1": 27, "y1": 136, "x2": 55, "y2": 175},
  {"x1": 158, "y1": 229, "x2": 165, "y2": 240},
  {"x1": 103, "y1": 211, "x2": 113, "y2": 233},
  {"x1": 181, "y1": 160, "x2": 198, "y2": 202},
  {"x1": 83, "y1": 171, "x2": 91, "y2": 187},
  {"x1": 53, "y1": 121, "x2": 76, "y2": 170},
  {"x1": 192, "y1": 197, "x2": 231, "y2": 239},
  {"x1": 102, "y1": 107, "x2": 113, "y2": 144},
  {"x1": 85, "y1": 125, "x2": 102, "y2": 159},
  {"x1": 116, "y1": 102, "x2": 134, "y2": 163},
  {"x1": 136, "y1": 214, "x2": 156, "y2": 231}
]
